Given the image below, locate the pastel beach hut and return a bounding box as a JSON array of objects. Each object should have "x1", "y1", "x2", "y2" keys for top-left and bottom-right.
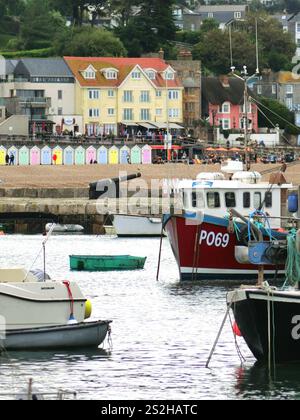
[
  {"x1": 97, "y1": 146, "x2": 108, "y2": 165},
  {"x1": 52, "y1": 146, "x2": 63, "y2": 165},
  {"x1": 19, "y1": 146, "x2": 29, "y2": 166},
  {"x1": 130, "y1": 145, "x2": 141, "y2": 165},
  {"x1": 30, "y1": 146, "x2": 41, "y2": 166},
  {"x1": 86, "y1": 146, "x2": 97, "y2": 164},
  {"x1": 120, "y1": 146, "x2": 130, "y2": 164},
  {"x1": 108, "y1": 146, "x2": 119, "y2": 164},
  {"x1": 142, "y1": 145, "x2": 152, "y2": 164},
  {"x1": 7, "y1": 146, "x2": 18, "y2": 165},
  {"x1": 64, "y1": 146, "x2": 75, "y2": 166},
  {"x1": 0, "y1": 146, "x2": 6, "y2": 165},
  {"x1": 41, "y1": 146, "x2": 52, "y2": 165},
  {"x1": 75, "y1": 146, "x2": 85, "y2": 165}
]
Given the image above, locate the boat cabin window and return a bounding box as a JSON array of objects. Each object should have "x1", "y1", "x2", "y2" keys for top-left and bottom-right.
[
  {"x1": 265, "y1": 191, "x2": 272, "y2": 208},
  {"x1": 192, "y1": 191, "x2": 205, "y2": 208},
  {"x1": 243, "y1": 192, "x2": 251, "y2": 208},
  {"x1": 254, "y1": 192, "x2": 262, "y2": 209},
  {"x1": 207, "y1": 192, "x2": 220, "y2": 208},
  {"x1": 225, "y1": 192, "x2": 236, "y2": 208}
]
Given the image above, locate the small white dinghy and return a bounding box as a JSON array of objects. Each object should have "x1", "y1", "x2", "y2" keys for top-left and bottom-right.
[{"x1": 1, "y1": 320, "x2": 112, "y2": 351}]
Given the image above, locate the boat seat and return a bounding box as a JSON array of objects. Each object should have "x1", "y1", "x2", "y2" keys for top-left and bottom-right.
[{"x1": 0, "y1": 268, "x2": 38, "y2": 283}]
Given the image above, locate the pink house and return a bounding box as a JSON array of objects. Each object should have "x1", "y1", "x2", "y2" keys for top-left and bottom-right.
[{"x1": 202, "y1": 75, "x2": 258, "y2": 135}]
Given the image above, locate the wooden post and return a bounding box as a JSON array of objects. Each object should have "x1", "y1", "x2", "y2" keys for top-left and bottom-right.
[{"x1": 257, "y1": 265, "x2": 264, "y2": 286}]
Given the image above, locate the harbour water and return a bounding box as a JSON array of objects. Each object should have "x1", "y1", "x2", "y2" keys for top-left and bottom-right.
[{"x1": 0, "y1": 234, "x2": 300, "y2": 400}]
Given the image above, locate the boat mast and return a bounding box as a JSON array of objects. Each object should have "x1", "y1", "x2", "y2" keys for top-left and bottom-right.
[{"x1": 243, "y1": 66, "x2": 251, "y2": 172}]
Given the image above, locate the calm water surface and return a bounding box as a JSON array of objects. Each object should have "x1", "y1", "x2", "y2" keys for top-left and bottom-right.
[{"x1": 0, "y1": 234, "x2": 300, "y2": 400}]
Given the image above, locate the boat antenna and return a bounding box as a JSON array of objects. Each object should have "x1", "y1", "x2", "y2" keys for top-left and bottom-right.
[{"x1": 42, "y1": 223, "x2": 56, "y2": 281}]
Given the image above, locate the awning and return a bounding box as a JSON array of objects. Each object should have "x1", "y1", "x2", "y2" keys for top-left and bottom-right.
[
  {"x1": 121, "y1": 122, "x2": 139, "y2": 126},
  {"x1": 151, "y1": 122, "x2": 184, "y2": 129},
  {"x1": 138, "y1": 122, "x2": 157, "y2": 129},
  {"x1": 151, "y1": 145, "x2": 182, "y2": 150}
]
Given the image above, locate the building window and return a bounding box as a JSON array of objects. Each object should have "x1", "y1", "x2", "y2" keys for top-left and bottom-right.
[
  {"x1": 89, "y1": 108, "x2": 100, "y2": 118},
  {"x1": 234, "y1": 12, "x2": 242, "y2": 19},
  {"x1": 286, "y1": 85, "x2": 294, "y2": 94},
  {"x1": 297, "y1": 23, "x2": 300, "y2": 32},
  {"x1": 123, "y1": 91, "x2": 133, "y2": 102},
  {"x1": 156, "y1": 90, "x2": 162, "y2": 97},
  {"x1": 146, "y1": 71, "x2": 156, "y2": 80},
  {"x1": 257, "y1": 85, "x2": 262, "y2": 95},
  {"x1": 123, "y1": 109, "x2": 133, "y2": 120},
  {"x1": 84, "y1": 68, "x2": 96, "y2": 79},
  {"x1": 132, "y1": 71, "x2": 141, "y2": 79},
  {"x1": 191, "y1": 24, "x2": 195, "y2": 31},
  {"x1": 243, "y1": 192, "x2": 251, "y2": 208},
  {"x1": 108, "y1": 89, "x2": 115, "y2": 97},
  {"x1": 225, "y1": 192, "x2": 236, "y2": 208},
  {"x1": 108, "y1": 108, "x2": 115, "y2": 116},
  {"x1": 106, "y1": 71, "x2": 117, "y2": 80},
  {"x1": 141, "y1": 109, "x2": 150, "y2": 120},
  {"x1": 169, "y1": 108, "x2": 179, "y2": 118},
  {"x1": 286, "y1": 97, "x2": 293, "y2": 110},
  {"x1": 165, "y1": 71, "x2": 174, "y2": 80},
  {"x1": 208, "y1": 13, "x2": 214, "y2": 18},
  {"x1": 58, "y1": 107, "x2": 63, "y2": 116},
  {"x1": 207, "y1": 192, "x2": 220, "y2": 208},
  {"x1": 156, "y1": 108, "x2": 162, "y2": 116},
  {"x1": 58, "y1": 90, "x2": 63, "y2": 100},
  {"x1": 221, "y1": 102, "x2": 230, "y2": 113},
  {"x1": 168, "y1": 90, "x2": 179, "y2": 100},
  {"x1": 88, "y1": 89, "x2": 100, "y2": 100},
  {"x1": 272, "y1": 84, "x2": 277, "y2": 95},
  {"x1": 140, "y1": 91, "x2": 150, "y2": 102},
  {"x1": 222, "y1": 118, "x2": 231, "y2": 129}
]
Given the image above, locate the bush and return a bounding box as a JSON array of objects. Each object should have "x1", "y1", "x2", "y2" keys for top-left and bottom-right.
[{"x1": 0, "y1": 48, "x2": 55, "y2": 58}]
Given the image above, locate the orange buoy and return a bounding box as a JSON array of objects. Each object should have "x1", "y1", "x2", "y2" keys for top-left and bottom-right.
[{"x1": 233, "y1": 321, "x2": 242, "y2": 337}]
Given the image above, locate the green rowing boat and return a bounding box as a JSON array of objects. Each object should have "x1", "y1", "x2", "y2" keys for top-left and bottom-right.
[{"x1": 70, "y1": 255, "x2": 147, "y2": 271}]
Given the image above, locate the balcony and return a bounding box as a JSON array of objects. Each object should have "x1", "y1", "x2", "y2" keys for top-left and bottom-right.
[{"x1": 19, "y1": 97, "x2": 51, "y2": 107}]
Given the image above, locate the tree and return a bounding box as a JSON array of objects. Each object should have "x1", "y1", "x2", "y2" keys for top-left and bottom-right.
[
  {"x1": 20, "y1": 0, "x2": 66, "y2": 49},
  {"x1": 50, "y1": 0, "x2": 108, "y2": 26},
  {"x1": 257, "y1": 97, "x2": 300, "y2": 135},
  {"x1": 116, "y1": 0, "x2": 176, "y2": 56},
  {"x1": 55, "y1": 26, "x2": 127, "y2": 57}
]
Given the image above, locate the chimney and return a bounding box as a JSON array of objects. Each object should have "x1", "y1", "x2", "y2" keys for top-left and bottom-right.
[
  {"x1": 219, "y1": 75, "x2": 230, "y2": 88},
  {"x1": 158, "y1": 48, "x2": 164, "y2": 60},
  {"x1": 177, "y1": 49, "x2": 193, "y2": 61}
]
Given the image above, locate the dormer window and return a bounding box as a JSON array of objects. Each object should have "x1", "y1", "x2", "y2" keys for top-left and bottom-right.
[
  {"x1": 83, "y1": 65, "x2": 96, "y2": 80},
  {"x1": 145, "y1": 69, "x2": 157, "y2": 80},
  {"x1": 164, "y1": 68, "x2": 175, "y2": 81},
  {"x1": 102, "y1": 68, "x2": 118, "y2": 80}
]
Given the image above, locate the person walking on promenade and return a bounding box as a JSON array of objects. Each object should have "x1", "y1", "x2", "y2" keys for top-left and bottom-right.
[
  {"x1": 9, "y1": 153, "x2": 14, "y2": 165},
  {"x1": 5, "y1": 153, "x2": 9, "y2": 165}
]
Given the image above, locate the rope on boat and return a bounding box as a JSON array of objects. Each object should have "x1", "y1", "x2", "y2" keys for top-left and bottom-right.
[
  {"x1": 284, "y1": 231, "x2": 300, "y2": 288},
  {"x1": 206, "y1": 292, "x2": 237, "y2": 368}
]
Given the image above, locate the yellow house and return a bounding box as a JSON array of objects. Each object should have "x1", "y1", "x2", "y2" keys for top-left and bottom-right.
[{"x1": 64, "y1": 57, "x2": 184, "y2": 136}]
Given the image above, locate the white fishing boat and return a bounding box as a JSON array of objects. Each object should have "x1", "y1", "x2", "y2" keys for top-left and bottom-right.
[
  {"x1": 45, "y1": 223, "x2": 84, "y2": 233},
  {"x1": 113, "y1": 214, "x2": 164, "y2": 237}
]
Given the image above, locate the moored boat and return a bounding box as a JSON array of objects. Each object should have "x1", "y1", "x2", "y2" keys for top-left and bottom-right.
[
  {"x1": 112, "y1": 214, "x2": 164, "y2": 237},
  {"x1": 164, "y1": 161, "x2": 294, "y2": 281},
  {"x1": 45, "y1": 223, "x2": 84, "y2": 234},
  {"x1": 227, "y1": 286, "x2": 300, "y2": 362},
  {"x1": 69, "y1": 255, "x2": 147, "y2": 271},
  {"x1": 1, "y1": 320, "x2": 112, "y2": 350}
]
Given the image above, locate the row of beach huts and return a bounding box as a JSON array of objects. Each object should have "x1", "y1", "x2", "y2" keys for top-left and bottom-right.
[{"x1": 0, "y1": 144, "x2": 155, "y2": 166}]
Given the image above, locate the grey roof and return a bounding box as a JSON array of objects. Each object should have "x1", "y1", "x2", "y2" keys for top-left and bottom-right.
[
  {"x1": 5, "y1": 59, "x2": 18, "y2": 74},
  {"x1": 18, "y1": 58, "x2": 74, "y2": 77},
  {"x1": 194, "y1": 5, "x2": 247, "y2": 13},
  {"x1": 288, "y1": 12, "x2": 300, "y2": 23},
  {"x1": 202, "y1": 76, "x2": 246, "y2": 105}
]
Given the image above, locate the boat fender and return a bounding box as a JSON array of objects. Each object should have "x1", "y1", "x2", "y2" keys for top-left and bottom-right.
[
  {"x1": 85, "y1": 299, "x2": 92, "y2": 319},
  {"x1": 233, "y1": 322, "x2": 242, "y2": 337}
]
